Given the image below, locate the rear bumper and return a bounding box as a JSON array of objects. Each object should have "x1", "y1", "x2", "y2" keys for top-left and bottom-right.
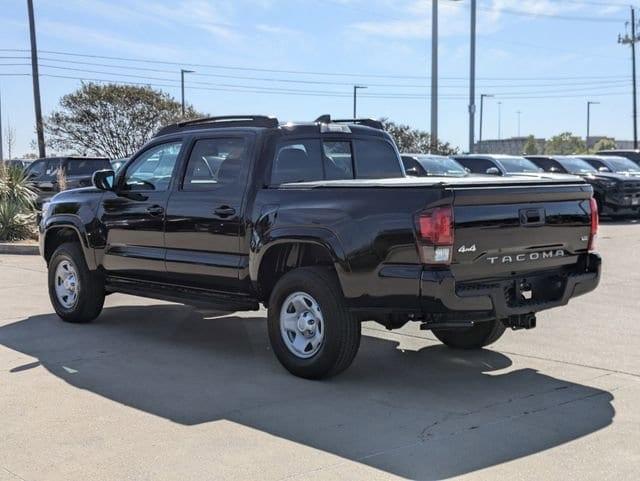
[{"x1": 420, "y1": 253, "x2": 601, "y2": 321}]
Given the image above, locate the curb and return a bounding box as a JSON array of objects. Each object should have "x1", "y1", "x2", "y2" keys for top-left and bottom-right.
[{"x1": 0, "y1": 243, "x2": 39, "y2": 255}]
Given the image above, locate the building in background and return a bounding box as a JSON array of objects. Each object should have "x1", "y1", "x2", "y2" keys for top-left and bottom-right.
[{"x1": 475, "y1": 137, "x2": 634, "y2": 154}]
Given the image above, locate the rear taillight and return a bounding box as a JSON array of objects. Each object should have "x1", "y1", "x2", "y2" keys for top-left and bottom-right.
[
  {"x1": 588, "y1": 197, "x2": 598, "y2": 251},
  {"x1": 415, "y1": 205, "x2": 454, "y2": 264}
]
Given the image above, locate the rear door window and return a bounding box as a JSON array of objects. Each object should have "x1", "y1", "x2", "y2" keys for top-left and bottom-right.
[
  {"x1": 182, "y1": 138, "x2": 248, "y2": 190},
  {"x1": 353, "y1": 139, "x2": 403, "y2": 179}
]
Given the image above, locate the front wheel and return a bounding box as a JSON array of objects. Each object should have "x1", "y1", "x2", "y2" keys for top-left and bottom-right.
[
  {"x1": 48, "y1": 242, "x2": 105, "y2": 323},
  {"x1": 267, "y1": 267, "x2": 361, "y2": 379},
  {"x1": 432, "y1": 319, "x2": 506, "y2": 350}
]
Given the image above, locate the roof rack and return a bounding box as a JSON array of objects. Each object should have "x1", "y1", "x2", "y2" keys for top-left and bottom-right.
[
  {"x1": 155, "y1": 115, "x2": 279, "y2": 136},
  {"x1": 314, "y1": 115, "x2": 384, "y2": 131}
]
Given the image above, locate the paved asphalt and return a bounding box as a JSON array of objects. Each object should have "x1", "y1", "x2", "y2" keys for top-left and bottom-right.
[{"x1": 1, "y1": 220, "x2": 639, "y2": 481}]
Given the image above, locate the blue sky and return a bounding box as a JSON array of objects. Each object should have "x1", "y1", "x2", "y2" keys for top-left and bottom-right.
[{"x1": 0, "y1": 0, "x2": 635, "y2": 156}]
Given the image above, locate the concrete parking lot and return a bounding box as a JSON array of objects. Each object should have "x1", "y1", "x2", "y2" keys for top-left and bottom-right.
[{"x1": 1, "y1": 221, "x2": 639, "y2": 481}]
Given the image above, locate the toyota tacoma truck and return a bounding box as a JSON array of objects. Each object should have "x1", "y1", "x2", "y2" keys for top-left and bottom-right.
[{"x1": 39, "y1": 115, "x2": 601, "y2": 379}]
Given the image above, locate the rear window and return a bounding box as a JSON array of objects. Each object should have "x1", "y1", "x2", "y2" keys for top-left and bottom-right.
[
  {"x1": 66, "y1": 159, "x2": 110, "y2": 175},
  {"x1": 353, "y1": 139, "x2": 402, "y2": 179}
]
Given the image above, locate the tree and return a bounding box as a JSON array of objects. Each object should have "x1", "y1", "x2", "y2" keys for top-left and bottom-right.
[
  {"x1": 4, "y1": 122, "x2": 15, "y2": 159},
  {"x1": 591, "y1": 137, "x2": 616, "y2": 153},
  {"x1": 523, "y1": 135, "x2": 538, "y2": 155},
  {"x1": 45, "y1": 82, "x2": 203, "y2": 158},
  {"x1": 381, "y1": 118, "x2": 459, "y2": 155},
  {"x1": 544, "y1": 132, "x2": 586, "y2": 155}
]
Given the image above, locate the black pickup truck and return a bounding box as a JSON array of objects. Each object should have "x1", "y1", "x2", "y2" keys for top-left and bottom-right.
[{"x1": 39, "y1": 115, "x2": 601, "y2": 379}]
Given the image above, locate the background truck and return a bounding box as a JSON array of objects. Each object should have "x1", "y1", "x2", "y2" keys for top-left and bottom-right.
[{"x1": 39, "y1": 115, "x2": 601, "y2": 379}]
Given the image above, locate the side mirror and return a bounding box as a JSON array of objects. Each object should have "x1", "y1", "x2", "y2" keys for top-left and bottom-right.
[
  {"x1": 464, "y1": 167, "x2": 471, "y2": 173},
  {"x1": 486, "y1": 167, "x2": 500, "y2": 175},
  {"x1": 549, "y1": 167, "x2": 559, "y2": 173},
  {"x1": 598, "y1": 166, "x2": 611, "y2": 173},
  {"x1": 92, "y1": 169, "x2": 116, "y2": 191},
  {"x1": 405, "y1": 167, "x2": 420, "y2": 177}
]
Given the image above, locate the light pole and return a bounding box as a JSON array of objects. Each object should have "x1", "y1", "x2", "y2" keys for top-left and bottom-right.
[
  {"x1": 497, "y1": 101, "x2": 503, "y2": 140},
  {"x1": 478, "y1": 93, "x2": 493, "y2": 153},
  {"x1": 587, "y1": 101, "x2": 600, "y2": 149},
  {"x1": 430, "y1": 0, "x2": 438, "y2": 153},
  {"x1": 0, "y1": 88, "x2": 3, "y2": 161},
  {"x1": 516, "y1": 110, "x2": 522, "y2": 137},
  {"x1": 353, "y1": 85, "x2": 367, "y2": 119},
  {"x1": 468, "y1": 0, "x2": 477, "y2": 153},
  {"x1": 180, "y1": 69, "x2": 194, "y2": 117}
]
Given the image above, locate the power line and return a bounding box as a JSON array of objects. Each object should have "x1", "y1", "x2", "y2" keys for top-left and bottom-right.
[{"x1": 0, "y1": 48, "x2": 631, "y2": 82}]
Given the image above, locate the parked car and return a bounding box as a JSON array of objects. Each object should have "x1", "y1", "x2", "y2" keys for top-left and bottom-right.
[
  {"x1": 25, "y1": 156, "x2": 111, "y2": 208},
  {"x1": 597, "y1": 149, "x2": 640, "y2": 166},
  {"x1": 39, "y1": 115, "x2": 600, "y2": 379},
  {"x1": 453, "y1": 154, "x2": 544, "y2": 176},
  {"x1": 401, "y1": 153, "x2": 467, "y2": 177},
  {"x1": 576, "y1": 155, "x2": 640, "y2": 176},
  {"x1": 526, "y1": 155, "x2": 640, "y2": 216}
]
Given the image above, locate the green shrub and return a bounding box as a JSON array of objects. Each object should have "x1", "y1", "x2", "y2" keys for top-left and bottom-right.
[{"x1": 0, "y1": 165, "x2": 37, "y2": 241}]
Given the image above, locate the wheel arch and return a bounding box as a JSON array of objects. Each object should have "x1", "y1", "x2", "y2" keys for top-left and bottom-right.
[
  {"x1": 43, "y1": 218, "x2": 96, "y2": 270},
  {"x1": 251, "y1": 229, "x2": 350, "y2": 304}
]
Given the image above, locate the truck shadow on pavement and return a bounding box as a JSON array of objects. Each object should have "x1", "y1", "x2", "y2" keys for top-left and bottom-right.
[{"x1": 1, "y1": 305, "x2": 615, "y2": 480}]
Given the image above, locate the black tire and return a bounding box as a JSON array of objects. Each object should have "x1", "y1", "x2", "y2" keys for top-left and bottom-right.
[
  {"x1": 267, "y1": 267, "x2": 361, "y2": 379},
  {"x1": 432, "y1": 319, "x2": 506, "y2": 350},
  {"x1": 48, "y1": 242, "x2": 105, "y2": 323}
]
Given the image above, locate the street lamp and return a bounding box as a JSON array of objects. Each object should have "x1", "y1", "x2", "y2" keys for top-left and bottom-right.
[
  {"x1": 353, "y1": 85, "x2": 367, "y2": 120},
  {"x1": 497, "y1": 101, "x2": 503, "y2": 140},
  {"x1": 516, "y1": 110, "x2": 522, "y2": 137},
  {"x1": 181, "y1": 69, "x2": 195, "y2": 117},
  {"x1": 478, "y1": 93, "x2": 493, "y2": 153},
  {"x1": 587, "y1": 101, "x2": 600, "y2": 149}
]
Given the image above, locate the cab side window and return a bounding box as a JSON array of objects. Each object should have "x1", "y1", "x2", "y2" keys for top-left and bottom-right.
[
  {"x1": 353, "y1": 139, "x2": 403, "y2": 179},
  {"x1": 123, "y1": 142, "x2": 183, "y2": 191},
  {"x1": 271, "y1": 140, "x2": 323, "y2": 184}
]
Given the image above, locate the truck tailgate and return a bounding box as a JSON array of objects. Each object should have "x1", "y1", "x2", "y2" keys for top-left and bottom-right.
[{"x1": 450, "y1": 183, "x2": 594, "y2": 281}]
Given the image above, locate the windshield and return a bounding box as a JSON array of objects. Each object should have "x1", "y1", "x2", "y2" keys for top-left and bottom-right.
[
  {"x1": 415, "y1": 155, "x2": 467, "y2": 177},
  {"x1": 497, "y1": 156, "x2": 542, "y2": 174},
  {"x1": 557, "y1": 157, "x2": 597, "y2": 174},
  {"x1": 604, "y1": 156, "x2": 640, "y2": 173}
]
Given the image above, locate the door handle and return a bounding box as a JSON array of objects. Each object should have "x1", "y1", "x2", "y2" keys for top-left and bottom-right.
[
  {"x1": 146, "y1": 205, "x2": 165, "y2": 216},
  {"x1": 214, "y1": 206, "x2": 236, "y2": 218}
]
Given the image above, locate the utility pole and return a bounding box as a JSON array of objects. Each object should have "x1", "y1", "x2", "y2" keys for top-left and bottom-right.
[
  {"x1": 353, "y1": 85, "x2": 367, "y2": 119},
  {"x1": 430, "y1": 0, "x2": 438, "y2": 153},
  {"x1": 468, "y1": 0, "x2": 477, "y2": 153},
  {"x1": 497, "y1": 101, "x2": 502, "y2": 140},
  {"x1": 619, "y1": 6, "x2": 639, "y2": 149},
  {"x1": 180, "y1": 69, "x2": 194, "y2": 117},
  {"x1": 516, "y1": 110, "x2": 522, "y2": 137},
  {"x1": 0, "y1": 89, "x2": 4, "y2": 161},
  {"x1": 587, "y1": 101, "x2": 600, "y2": 149},
  {"x1": 478, "y1": 93, "x2": 493, "y2": 153},
  {"x1": 27, "y1": 0, "x2": 45, "y2": 158}
]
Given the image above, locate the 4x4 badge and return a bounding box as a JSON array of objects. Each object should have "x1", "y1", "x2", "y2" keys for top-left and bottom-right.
[{"x1": 458, "y1": 244, "x2": 477, "y2": 253}]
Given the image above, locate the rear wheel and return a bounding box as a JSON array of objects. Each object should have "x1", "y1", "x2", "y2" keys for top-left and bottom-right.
[
  {"x1": 267, "y1": 267, "x2": 361, "y2": 379},
  {"x1": 48, "y1": 242, "x2": 105, "y2": 323},
  {"x1": 432, "y1": 319, "x2": 506, "y2": 350}
]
